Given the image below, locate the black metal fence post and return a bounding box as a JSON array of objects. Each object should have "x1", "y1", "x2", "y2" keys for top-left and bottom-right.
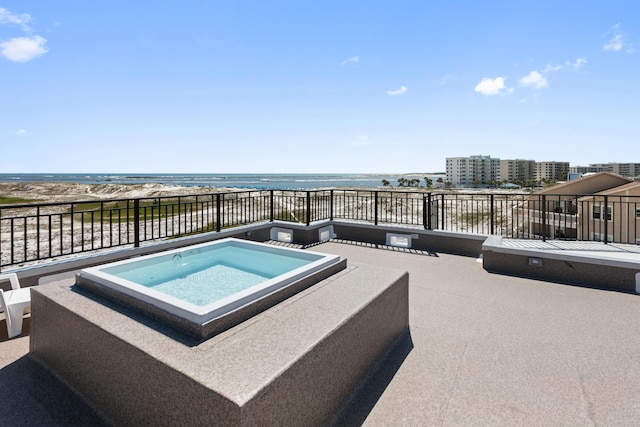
[
  {"x1": 176, "y1": 196, "x2": 182, "y2": 236},
  {"x1": 427, "y1": 193, "x2": 432, "y2": 229},
  {"x1": 440, "y1": 194, "x2": 445, "y2": 230},
  {"x1": 306, "y1": 191, "x2": 311, "y2": 226},
  {"x1": 133, "y1": 199, "x2": 140, "y2": 248},
  {"x1": 330, "y1": 190, "x2": 334, "y2": 221},
  {"x1": 374, "y1": 191, "x2": 379, "y2": 226},
  {"x1": 541, "y1": 195, "x2": 547, "y2": 242},
  {"x1": 36, "y1": 205, "x2": 41, "y2": 260},
  {"x1": 270, "y1": 190, "x2": 274, "y2": 222},
  {"x1": 490, "y1": 194, "x2": 495, "y2": 235},
  {"x1": 70, "y1": 204, "x2": 75, "y2": 253},
  {"x1": 422, "y1": 195, "x2": 427, "y2": 229},
  {"x1": 603, "y1": 195, "x2": 609, "y2": 244},
  {"x1": 216, "y1": 194, "x2": 221, "y2": 232}
]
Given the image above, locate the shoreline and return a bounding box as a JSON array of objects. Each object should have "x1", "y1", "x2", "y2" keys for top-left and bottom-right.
[{"x1": 0, "y1": 173, "x2": 447, "y2": 195}]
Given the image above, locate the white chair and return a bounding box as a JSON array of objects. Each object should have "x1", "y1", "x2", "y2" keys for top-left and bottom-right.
[
  {"x1": 0, "y1": 273, "x2": 31, "y2": 339},
  {"x1": 0, "y1": 272, "x2": 21, "y2": 292}
]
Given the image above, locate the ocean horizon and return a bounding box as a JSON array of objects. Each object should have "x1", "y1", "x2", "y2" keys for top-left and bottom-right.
[{"x1": 0, "y1": 173, "x2": 446, "y2": 190}]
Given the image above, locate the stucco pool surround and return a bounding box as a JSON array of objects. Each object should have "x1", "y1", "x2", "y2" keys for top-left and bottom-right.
[{"x1": 76, "y1": 238, "x2": 344, "y2": 338}]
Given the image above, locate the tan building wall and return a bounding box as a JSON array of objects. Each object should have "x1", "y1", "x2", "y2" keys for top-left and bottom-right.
[
  {"x1": 525, "y1": 173, "x2": 632, "y2": 240},
  {"x1": 577, "y1": 182, "x2": 640, "y2": 244}
]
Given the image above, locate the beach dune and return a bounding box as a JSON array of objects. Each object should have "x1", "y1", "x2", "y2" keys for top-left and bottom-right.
[{"x1": 0, "y1": 182, "x2": 230, "y2": 203}]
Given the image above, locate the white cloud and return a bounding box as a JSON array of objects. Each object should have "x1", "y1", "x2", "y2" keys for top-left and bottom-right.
[
  {"x1": 567, "y1": 58, "x2": 587, "y2": 70},
  {"x1": 0, "y1": 36, "x2": 48, "y2": 62},
  {"x1": 604, "y1": 34, "x2": 623, "y2": 52},
  {"x1": 603, "y1": 23, "x2": 632, "y2": 52},
  {"x1": 543, "y1": 63, "x2": 563, "y2": 73},
  {"x1": 0, "y1": 7, "x2": 32, "y2": 32},
  {"x1": 341, "y1": 56, "x2": 359, "y2": 66},
  {"x1": 386, "y1": 85, "x2": 407, "y2": 96},
  {"x1": 352, "y1": 134, "x2": 373, "y2": 146},
  {"x1": 474, "y1": 77, "x2": 508, "y2": 95},
  {"x1": 543, "y1": 58, "x2": 587, "y2": 73},
  {"x1": 519, "y1": 71, "x2": 548, "y2": 89},
  {"x1": 12, "y1": 129, "x2": 28, "y2": 136},
  {"x1": 0, "y1": 8, "x2": 48, "y2": 63}
]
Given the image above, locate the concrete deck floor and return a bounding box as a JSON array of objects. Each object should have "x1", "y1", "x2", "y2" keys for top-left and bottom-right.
[{"x1": 2, "y1": 240, "x2": 640, "y2": 426}]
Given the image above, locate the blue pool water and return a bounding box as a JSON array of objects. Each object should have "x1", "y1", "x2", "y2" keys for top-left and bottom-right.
[
  {"x1": 101, "y1": 243, "x2": 321, "y2": 306},
  {"x1": 79, "y1": 238, "x2": 341, "y2": 326},
  {"x1": 152, "y1": 265, "x2": 268, "y2": 306}
]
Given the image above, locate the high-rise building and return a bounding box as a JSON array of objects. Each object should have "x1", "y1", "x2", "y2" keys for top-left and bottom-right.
[
  {"x1": 535, "y1": 161, "x2": 569, "y2": 181},
  {"x1": 446, "y1": 155, "x2": 500, "y2": 187},
  {"x1": 499, "y1": 159, "x2": 536, "y2": 183},
  {"x1": 569, "y1": 165, "x2": 610, "y2": 175},
  {"x1": 610, "y1": 163, "x2": 640, "y2": 177},
  {"x1": 569, "y1": 163, "x2": 640, "y2": 179}
]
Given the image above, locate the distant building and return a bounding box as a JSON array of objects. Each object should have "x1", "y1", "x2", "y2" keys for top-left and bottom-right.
[
  {"x1": 445, "y1": 157, "x2": 640, "y2": 186},
  {"x1": 499, "y1": 159, "x2": 536, "y2": 183},
  {"x1": 569, "y1": 163, "x2": 640, "y2": 179},
  {"x1": 568, "y1": 165, "x2": 610, "y2": 176},
  {"x1": 446, "y1": 155, "x2": 500, "y2": 187},
  {"x1": 609, "y1": 163, "x2": 640, "y2": 178},
  {"x1": 535, "y1": 161, "x2": 569, "y2": 182}
]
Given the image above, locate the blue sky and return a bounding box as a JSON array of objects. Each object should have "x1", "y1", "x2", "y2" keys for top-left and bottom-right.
[{"x1": 1, "y1": 1, "x2": 638, "y2": 173}]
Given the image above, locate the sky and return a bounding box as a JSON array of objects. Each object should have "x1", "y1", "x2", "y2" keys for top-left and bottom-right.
[{"x1": 1, "y1": 1, "x2": 639, "y2": 174}]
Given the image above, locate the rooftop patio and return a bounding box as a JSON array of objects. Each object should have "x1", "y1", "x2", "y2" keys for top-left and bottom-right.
[{"x1": 2, "y1": 240, "x2": 640, "y2": 425}]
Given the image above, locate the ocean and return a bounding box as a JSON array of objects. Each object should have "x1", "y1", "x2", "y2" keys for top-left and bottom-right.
[{"x1": 0, "y1": 173, "x2": 445, "y2": 190}]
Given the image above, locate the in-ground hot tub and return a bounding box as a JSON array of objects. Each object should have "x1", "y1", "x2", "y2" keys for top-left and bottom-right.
[{"x1": 76, "y1": 238, "x2": 344, "y2": 338}]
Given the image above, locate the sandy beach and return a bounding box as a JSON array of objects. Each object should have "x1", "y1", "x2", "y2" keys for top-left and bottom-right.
[{"x1": 0, "y1": 182, "x2": 233, "y2": 204}]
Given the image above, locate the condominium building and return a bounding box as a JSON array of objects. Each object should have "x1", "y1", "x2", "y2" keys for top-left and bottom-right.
[
  {"x1": 569, "y1": 165, "x2": 610, "y2": 175},
  {"x1": 610, "y1": 163, "x2": 640, "y2": 177},
  {"x1": 499, "y1": 159, "x2": 536, "y2": 183},
  {"x1": 446, "y1": 155, "x2": 500, "y2": 187},
  {"x1": 569, "y1": 163, "x2": 640, "y2": 178},
  {"x1": 445, "y1": 157, "x2": 640, "y2": 185},
  {"x1": 535, "y1": 161, "x2": 569, "y2": 181}
]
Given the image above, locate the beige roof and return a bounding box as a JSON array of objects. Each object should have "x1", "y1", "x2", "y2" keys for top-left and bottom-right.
[
  {"x1": 535, "y1": 172, "x2": 631, "y2": 195},
  {"x1": 594, "y1": 180, "x2": 640, "y2": 195},
  {"x1": 577, "y1": 180, "x2": 640, "y2": 200}
]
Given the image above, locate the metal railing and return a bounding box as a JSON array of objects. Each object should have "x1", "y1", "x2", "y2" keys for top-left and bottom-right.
[{"x1": 2, "y1": 189, "x2": 639, "y2": 269}]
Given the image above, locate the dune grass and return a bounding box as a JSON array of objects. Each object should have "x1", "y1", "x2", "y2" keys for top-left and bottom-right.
[{"x1": 0, "y1": 196, "x2": 36, "y2": 205}]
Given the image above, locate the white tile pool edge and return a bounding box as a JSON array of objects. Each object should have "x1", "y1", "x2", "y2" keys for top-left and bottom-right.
[{"x1": 78, "y1": 238, "x2": 341, "y2": 325}]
